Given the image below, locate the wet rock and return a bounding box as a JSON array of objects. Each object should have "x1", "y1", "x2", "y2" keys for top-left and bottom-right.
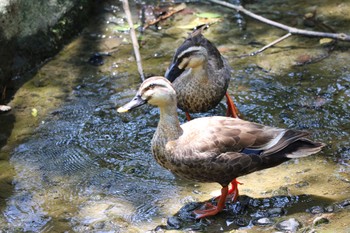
[
  {"x1": 234, "y1": 216, "x2": 250, "y2": 227},
  {"x1": 167, "y1": 216, "x2": 182, "y2": 229},
  {"x1": 324, "y1": 205, "x2": 334, "y2": 213},
  {"x1": 249, "y1": 198, "x2": 261, "y2": 207},
  {"x1": 307, "y1": 206, "x2": 324, "y2": 214},
  {"x1": 253, "y1": 217, "x2": 274, "y2": 226},
  {"x1": 267, "y1": 207, "x2": 284, "y2": 217},
  {"x1": 338, "y1": 199, "x2": 350, "y2": 208},
  {"x1": 313, "y1": 216, "x2": 330, "y2": 226},
  {"x1": 227, "y1": 201, "x2": 245, "y2": 215},
  {"x1": 88, "y1": 53, "x2": 107, "y2": 66},
  {"x1": 251, "y1": 210, "x2": 269, "y2": 219},
  {"x1": 0, "y1": 105, "x2": 11, "y2": 112},
  {"x1": 275, "y1": 218, "x2": 300, "y2": 232},
  {"x1": 176, "y1": 202, "x2": 201, "y2": 220}
]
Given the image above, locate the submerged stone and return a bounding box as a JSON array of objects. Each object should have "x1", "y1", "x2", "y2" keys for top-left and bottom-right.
[
  {"x1": 275, "y1": 218, "x2": 300, "y2": 232},
  {"x1": 307, "y1": 206, "x2": 324, "y2": 214},
  {"x1": 167, "y1": 216, "x2": 182, "y2": 229},
  {"x1": 253, "y1": 217, "x2": 274, "y2": 226}
]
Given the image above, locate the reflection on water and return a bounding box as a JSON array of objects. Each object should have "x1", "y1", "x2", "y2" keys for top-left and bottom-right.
[{"x1": 1, "y1": 0, "x2": 350, "y2": 232}]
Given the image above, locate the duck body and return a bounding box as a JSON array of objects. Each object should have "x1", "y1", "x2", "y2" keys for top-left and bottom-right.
[
  {"x1": 165, "y1": 28, "x2": 231, "y2": 113},
  {"x1": 118, "y1": 76, "x2": 325, "y2": 218},
  {"x1": 152, "y1": 115, "x2": 319, "y2": 187}
]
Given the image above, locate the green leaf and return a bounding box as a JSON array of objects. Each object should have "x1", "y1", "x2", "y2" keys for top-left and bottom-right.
[{"x1": 196, "y1": 12, "x2": 221, "y2": 19}]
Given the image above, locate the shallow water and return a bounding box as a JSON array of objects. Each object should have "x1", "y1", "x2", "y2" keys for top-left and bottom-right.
[{"x1": 1, "y1": 0, "x2": 350, "y2": 232}]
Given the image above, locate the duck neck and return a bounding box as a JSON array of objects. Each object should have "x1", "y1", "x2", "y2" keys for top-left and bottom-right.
[{"x1": 157, "y1": 104, "x2": 183, "y2": 141}]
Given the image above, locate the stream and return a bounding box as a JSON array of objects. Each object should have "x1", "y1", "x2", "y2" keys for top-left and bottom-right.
[{"x1": 0, "y1": 0, "x2": 350, "y2": 232}]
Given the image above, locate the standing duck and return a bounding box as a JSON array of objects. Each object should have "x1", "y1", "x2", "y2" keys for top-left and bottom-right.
[
  {"x1": 165, "y1": 25, "x2": 239, "y2": 120},
  {"x1": 117, "y1": 76, "x2": 325, "y2": 219}
]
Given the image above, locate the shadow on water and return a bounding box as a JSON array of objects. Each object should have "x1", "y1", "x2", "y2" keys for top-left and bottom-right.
[
  {"x1": 0, "y1": 0, "x2": 94, "y2": 220},
  {"x1": 1, "y1": 0, "x2": 350, "y2": 232}
]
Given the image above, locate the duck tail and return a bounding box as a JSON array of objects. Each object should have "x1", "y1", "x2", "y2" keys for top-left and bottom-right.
[
  {"x1": 284, "y1": 139, "x2": 325, "y2": 158},
  {"x1": 263, "y1": 129, "x2": 325, "y2": 158}
]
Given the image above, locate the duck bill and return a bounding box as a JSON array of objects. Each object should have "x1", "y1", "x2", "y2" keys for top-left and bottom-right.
[
  {"x1": 165, "y1": 63, "x2": 184, "y2": 83},
  {"x1": 117, "y1": 94, "x2": 147, "y2": 113}
]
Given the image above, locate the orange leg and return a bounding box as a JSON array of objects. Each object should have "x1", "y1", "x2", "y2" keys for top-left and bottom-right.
[
  {"x1": 185, "y1": 112, "x2": 192, "y2": 121},
  {"x1": 228, "y1": 179, "x2": 243, "y2": 202},
  {"x1": 215, "y1": 178, "x2": 242, "y2": 202},
  {"x1": 225, "y1": 92, "x2": 239, "y2": 118},
  {"x1": 193, "y1": 186, "x2": 228, "y2": 219}
]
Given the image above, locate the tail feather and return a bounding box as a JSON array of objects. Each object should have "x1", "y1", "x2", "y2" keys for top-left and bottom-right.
[
  {"x1": 285, "y1": 139, "x2": 325, "y2": 158},
  {"x1": 259, "y1": 136, "x2": 325, "y2": 170}
]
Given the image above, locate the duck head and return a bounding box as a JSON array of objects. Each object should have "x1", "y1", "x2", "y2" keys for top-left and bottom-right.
[
  {"x1": 117, "y1": 76, "x2": 176, "y2": 112},
  {"x1": 165, "y1": 45, "x2": 208, "y2": 83},
  {"x1": 165, "y1": 26, "x2": 224, "y2": 83}
]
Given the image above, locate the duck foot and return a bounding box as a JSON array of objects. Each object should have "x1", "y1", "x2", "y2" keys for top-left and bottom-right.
[
  {"x1": 225, "y1": 92, "x2": 239, "y2": 118},
  {"x1": 193, "y1": 186, "x2": 228, "y2": 219}
]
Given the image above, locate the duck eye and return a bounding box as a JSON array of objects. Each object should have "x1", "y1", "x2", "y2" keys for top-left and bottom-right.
[{"x1": 148, "y1": 83, "x2": 155, "y2": 89}]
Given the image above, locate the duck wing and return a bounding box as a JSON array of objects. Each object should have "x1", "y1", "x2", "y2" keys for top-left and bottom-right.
[
  {"x1": 179, "y1": 116, "x2": 286, "y2": 154},
  {"x1": 173, "y1": 116, "x2": 324, "y2": 185}
]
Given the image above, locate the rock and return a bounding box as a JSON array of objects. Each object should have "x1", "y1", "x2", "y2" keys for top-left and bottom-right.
[
  {"x1": 267, "y1": 207, "x2": 284, "y2": 217},
  {"x1": 324, "y1": 205, "x2": 334, "y2": 213},
  {"x1": 307, "y1": 206, "x2": 324, "y2": 214},
  {"x1": 275, "y1": 218, "x2": 300, "y2": 232},
  {"x1": 234, "y1": 217, "x2": 250, "y2": 227},
  {"x1": 338, "y1": 199, "x2": 350, "y2": 208},
  {"x1": 0, "y1": 105, "x2": 11, "y2": 112},
  {"x1": 253, "y1": 217, "x2": 274, "y2": 226},
  {"x1": 0, "y1": 0, "x2": 94, "y2": 99},
  {"x1": 313, "y1": 216, "x2": 330, "y2": 226},
  {"x1": 167, "y1": 216, "x2": 182, "y2": 229}
]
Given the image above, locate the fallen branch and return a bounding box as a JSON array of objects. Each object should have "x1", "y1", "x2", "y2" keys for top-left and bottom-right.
[
  {"x1": 122, "y1": 0, "x2": 145, "y2": 81},
  {"x1": 142, "y1": 3, "x2": 186, "y2": 31},
  {"x1": 208, "y1": 0, "x2": 350, "y2": 42}
]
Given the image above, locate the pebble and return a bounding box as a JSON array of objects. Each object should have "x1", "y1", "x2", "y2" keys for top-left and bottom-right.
[
  {"x1": 324, "y1": 205, "x2": 334, "y2": 213},
  {"x1": 267, "y1": 207, "x2": 284, "y2": 217},
  {"x1": 338, "y1": 199, "x2": 350, "y2": 208},
  {"x1": 307, "y1": 206, "x2": 324, "y2": 214},
  {"x1": 275, "y1": 218, "x2": 300, "y2": 232},
  {"x1": 0, "y1": 105, "x2": 11, "y2": 112},
  {"x1": 253, "y1": 217, "x2": 274, "y2": 226},
  {"x1": 167, "y1": 216, "x2": 181, "y2": 229}
]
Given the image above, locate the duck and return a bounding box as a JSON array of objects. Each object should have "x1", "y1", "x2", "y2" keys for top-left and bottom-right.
[
  {"x1": 164, "y1": 25, "x2": 239, "y2": 120},
  {"x1": 117, "y1": 76, "x2": 325, "y2": 219}
]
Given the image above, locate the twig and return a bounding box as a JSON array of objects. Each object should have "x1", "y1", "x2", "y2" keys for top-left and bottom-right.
[
  {"x1": 244, "y1": 32, "x2": 292, "y2": 57},
  {"x1": 208, "y1": 0, "x2": 350, "y2": 41},
  {"x1": 122, "y1": 0, "x2": 145, "y2": 81},
  {"x1": 142, "y1": 3, "x2": 186, "y2": 31}
]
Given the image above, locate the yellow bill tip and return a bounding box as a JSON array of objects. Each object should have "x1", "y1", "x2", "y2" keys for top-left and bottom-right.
[{"x1": 117, "y1": 106, "x2": 129, "y2": 113}]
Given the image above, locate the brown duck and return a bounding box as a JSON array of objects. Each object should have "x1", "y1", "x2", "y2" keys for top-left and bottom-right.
[
  {"x1": 117, "y1": 76, "x2": 325, "y2": 218},
  {"x1": 165, "y1": 26, "x2": 239, "y2": 120}
]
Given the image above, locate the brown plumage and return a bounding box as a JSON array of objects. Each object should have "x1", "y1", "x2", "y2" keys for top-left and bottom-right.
[
  {"x1": 117, "y1": 76, "x2": 325, "y2": 218},
  {"x1": 165, "y1": 26, "x2": 239, "y2": 118}
]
